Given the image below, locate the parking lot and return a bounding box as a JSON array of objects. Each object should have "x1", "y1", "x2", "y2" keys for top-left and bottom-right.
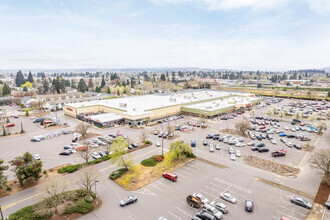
[
  {"x1": 0, "y1": 96, "x2": 328, "y2": 219},
  {"x1": 80, "y1": 159, "x2": 313, "y2": 220}
]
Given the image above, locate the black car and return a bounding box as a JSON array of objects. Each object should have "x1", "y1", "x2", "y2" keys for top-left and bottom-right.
[
  {"x1": 195, "y1": 210, "x2": 216, "y2": 220},
  {"x1": 221, "y1": 117, "x2": 228, "y2": 120},
  {"x1": 72, "y1": 137, "x2": 78, "y2": 142},
  {"x1": 245, "y1": 200, "x2": 254, "y2": 212},
  {"x1": 258, "y1": 147, "x2": 269, "y2": 152},
  {"x1": 213, "y1": 135, "x2": 220, "y2": 140},
  {"x1": 203, "y1": 141, "x2": 208, "y2": 146},
  {"x1": 131, "y1": 143, "x2": 138, "y2": 148},
  {"x1": 287, "y1": 135, "x2": 295, "y2": 138},
  {"x1": 290, "y1": 196, "x2": 312, "y2": 209},
  {"x1": 59, "y1": 151, "x2": 71, "y2": 155},
  {"x1": 64, "y1": 146, "x2": 74, "y2": 150},
  {"x1": 218, "y1": 137, "x2": 224, "y2": 142},
  {"x1": 325, "y1": 201, "x2": 330, "y2": 209},
  {"x1": 120, "y1": 196, "x2": 137, "y2": 206},
  {"x1": 206, "y1": 134, "x2": 213, "y2": 139}
]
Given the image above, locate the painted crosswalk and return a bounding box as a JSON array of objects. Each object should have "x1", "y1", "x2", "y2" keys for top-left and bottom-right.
[{"x1": 133, "y1": 187, "x2": 156, "y2": 196}]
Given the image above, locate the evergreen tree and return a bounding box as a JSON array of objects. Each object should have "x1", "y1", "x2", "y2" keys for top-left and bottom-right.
[
  {"x1": 42, "y1": 79, "x2": 49, "y2": 94},
  {"x1": 160, "y1": 74, "x2": 166, "y2": 81},
  {"x1": 27, "y1": 71, "x2": 34, "y2": 83},
  {"x1": 0, "y1": 158, "x2": 8, "y2": 189},
  {"x1": 88, "y1": 78, "x2": 94, "y2": 88},
  {"x1": 77, "y1": 78, "x2": 88, "y2": 93},
  {"x1": 2, "y1": 83, "x2": 11, "y2": 96},
  {"x1": 107, "y1": 86, "x2": 111, "y2": 94},
  {"x1": 101, "y1": 78, "x2": 106, "y2": 88},
  {"x1": 172, "y1": 72, "x2": 176, "y2": 83},
  {"x1": 126, "y1": 79, "x2": 130, "y2": 86},
  {"x1": 71, "y1": 79, "x2": 76, "y2": 89},
  {"x1": 15, "y1": 70, "x2": 25, "y2": 87},
  {"x1": 122, "y1": 81, "x2": 126, "y2": 87}
]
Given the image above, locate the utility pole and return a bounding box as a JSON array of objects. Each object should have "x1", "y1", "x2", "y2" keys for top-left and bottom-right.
[{"x1": 0, "y1": 204, "x2": 4, "y2": 220}]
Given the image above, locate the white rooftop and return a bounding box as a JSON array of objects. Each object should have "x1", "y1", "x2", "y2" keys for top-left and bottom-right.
[
  {"x1": 86, "y1": 113, "x2": 123, "y2": 123},
  {"x1": 66, "y1": 90, "x2": 236, "y2": 113}
]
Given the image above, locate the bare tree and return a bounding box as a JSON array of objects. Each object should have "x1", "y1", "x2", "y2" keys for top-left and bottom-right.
[
  {"x1": 167, "y1": 123, "x2": 174, "y2": 135},
  {"x1": 80, "y1": 142, "x2": 92, "y2": 163},
  {"x1": 42, "y1": 178, "x2": 67, "y2": 214},
  {"x1": 235, "y1": 120, "x2": 251, "y2": 137},
  {"x1": 75, "y1": 122, "x2": 91, "y2": 139},
  {"x1": 139, "y1": 130, "x2": 149, "y2": 143},
  {"x1": 309, "y1": 149, "x2": 330, "y2": 186},
  {"x1": 76, "y1": 166, "x2": 100, "y2": 194}
]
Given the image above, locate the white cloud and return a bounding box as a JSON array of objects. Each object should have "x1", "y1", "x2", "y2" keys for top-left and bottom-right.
[
  {"x1": 306, "y1": 0, "x2": 330, "y2": 13},
  {"x1": 149, "y1": 0, "x2": 288, "y2": 10}
]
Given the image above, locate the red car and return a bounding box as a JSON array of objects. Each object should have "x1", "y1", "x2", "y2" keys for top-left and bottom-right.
[
  {"x1": 5, "y1": 123, "x2": 15, "y2": 127},
  {"x1": 259, "y1": 126, "x2": 266, "y2": 129},
  {"x1": 162, "y1": 172, "x2": 178, "y2": 182},
  {"x1": 237, "y1": 112, "x2": 243, "y2": 115},
  {"x1": 75, "y1": 146, "x2": 88, "y2": 151},
  {"x1": 9, "y1": 103, "x2": 16, "y2": 106},
  {"x1": 300, "y1": 123, "x2": 305, "y2": 126}
]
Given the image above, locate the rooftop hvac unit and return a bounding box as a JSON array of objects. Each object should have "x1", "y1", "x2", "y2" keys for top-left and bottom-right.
[
  {"x1": 206, "y1": 106, "x2": 212, "y2": 109},
  {"x1": 169, "y1": 98, "x2": 176, "y2": 102},
  {"x1": 119, "y1": 103, "x2": 127, "y2": 107}
]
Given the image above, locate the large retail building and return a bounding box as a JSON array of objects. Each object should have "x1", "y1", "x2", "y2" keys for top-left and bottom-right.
[{"x1": 64, "y1": 90, "x2": 261, "y2": 127}]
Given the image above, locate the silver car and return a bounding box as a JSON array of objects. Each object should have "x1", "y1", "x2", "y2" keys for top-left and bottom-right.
[{"x1": 220, "y1": 192, "x2": 237, "y2": 204}]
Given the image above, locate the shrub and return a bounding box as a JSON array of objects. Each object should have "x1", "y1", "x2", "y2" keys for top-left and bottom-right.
[
  {"x1": 185, "y1": 152, "x2": 196, "y2": 158},
  {"x1": 109, "y1": 168, "x2": 128, "y2": 180},
  {"x1": 86, "y1": 159, "x2": 102, "y2": 165},
  {"x1": 6, "y1": 186, "x2": 12, "y2": 191},
  {"x1": 141, "y1": 158, "x2": 157, "y2": 167},
  {"x1": 8, "y1": 205, "x2": 52, "y2": 220},
  {"x1": 145, "y1": 140, "x2": 151, "y2": 144},
  {"x1": 43, "y1": 170, "x2": 47, "y2": 175},
  {"x1": 75, "y1": 199, "x2": 94, "y2": 214},
  {"x1": 58, "y1": 164, "x2": 81, "y2": 174},
  {"x1": 85, "y1": 195, "x2": 94, "y2": 203}
]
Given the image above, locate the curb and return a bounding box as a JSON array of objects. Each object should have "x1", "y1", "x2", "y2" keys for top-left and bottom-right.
[
  {"x1": 196, "y1": 157, "x2": 228, "y2": 169},
  {"x1": 255, "y1": 176, "x2": 314, "y2": 199}
]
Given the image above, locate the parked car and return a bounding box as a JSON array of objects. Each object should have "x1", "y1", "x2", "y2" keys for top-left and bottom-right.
[
  {"x1": 99, "y1": 151, "x2": 107, "y2": 157},
  {"x1": 59, "y1": 150, "x2": 71, "y2": 155},
  {"x1": 203, "y1": 203, "x2": 223, "y2": 219},
  {"x1": 206, "y1": 134, "x2": 213, "y2": 139},
  {"x1": 293, "y1": 144, "x2": 302, "y2": 150},
  {"x1": 162, "y1": 172, "x2": 178, "y2": 182},
  {"x1": 209, "y1": 201, "x2": 228, "y2": 214},
  {"x1": 228, "y1": 147, "x2": 235, "y2": 154},
  {"x1": 279, "y1": 133, "x2": 287, "y2": 137},
  {"x1": 230, "y1": 154, "x2": 236, "y2": 161},
  {"x1": 236, "y1": 150, "x2": 241, "y2": 157},
  {"x1": 191, "y1": 140, "x2": 196, "y2": 147},
  {"x1": 220, "y1": 192, "x2": 236, "y2": 204},
  {"x1": 92, "y1": 152, "x2": 102, "y2": 159},
  {"x1": 247, "y1": 142, "x2": 255, "y2": 146},
  {"x1": 270, "y1": 139, "x2": 277, "y2": 144},
  {"x1": 258, "y1": 147, "x2": 269, "y2": 152},
  {"x1": 5, "y1": 123, "x2": 15, "y2": 127},
  {"x1": 245, "y1": 199, "x2": 254, "y2": 212},
  {"x1": 120, "y1": 196, "x2": 137, "y2": 206},
  {"x1": 156, "y1": 141, "x2": 161, "y2": 147},
  {"x1": 271, "y1": 151, "x2": 286, "y2": 157},
  {"x1": 33, "y1": 154, "x2": 41, "y2": 160},
  {"x1": 195, "y1": 210, "x2": 216, "y2": 220},
  {"x1": 187, "y1": 195, "x2": 202, "y2": 208},
  {"x1": 203, "y1": 141, "x2": 208, "y2": 146},
  {"x1": 215, "y1": 144, "x2": 221, "y2": 150},
  {"x1": 209, "y1": 146, "x2": 215, "y2": 152},
  {"x1": 193, "y1": 193, "x2": 209, "y2": 204},
  {"x1": 290, "y1": 196, "x2": 312, "y2": 209},
  {"x1": 31, "y1": 137, "x2": 41, "y2": 142}
]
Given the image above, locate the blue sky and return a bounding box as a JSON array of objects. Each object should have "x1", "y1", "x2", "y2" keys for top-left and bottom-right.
[{"x1": 0, "y1": 0, "x2": 330, "y2": 71}]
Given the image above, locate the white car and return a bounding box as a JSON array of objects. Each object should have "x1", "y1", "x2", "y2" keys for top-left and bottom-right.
[
  {"x1": 156, "y1": 141, "x2": 161, "y2": 147},
  {"x1": 33, "y1": 154, "x2": 41, "y2": 160},
  {"x1": 89, "y1": 144, "x2": 99, "y2": 148},
  {"x1": 235, "y1": 143, "x2": 246, "y2": 147},
  {"x1": 92, "y1": 152, "x2": 102, "y2": 159},
  {"x1": 284, "y1": 126, "x2": 289, "y2": 130},
  {"x1": 236, "y1": 150, "x2": 241, "y2": 157},
  {"x1": 220, "y1": 192, "x2": 237, "y2": 204},
  {"x1": 291, "y1": 127, "x2": 296, "y2": 132},
  {"x1": 270, "y1": 139, "x2": 277, "y2": 144},
  {"x1": 286, "y1": 142, "x2": 293, "y2": 147},
  {"x1": 230, "y1": 154, "x2": 236, "y2": 161},
  {"x1": 247, "y1": 142, "x2": 255, "y2": 146},
  {"x1": 193, "y1": 193, "x2": 208, "y2": 204}
]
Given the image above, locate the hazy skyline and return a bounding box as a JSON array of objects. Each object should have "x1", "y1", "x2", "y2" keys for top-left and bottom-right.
[{"x1": 0, "y1": 0, "x2": 330, "y2": 71}]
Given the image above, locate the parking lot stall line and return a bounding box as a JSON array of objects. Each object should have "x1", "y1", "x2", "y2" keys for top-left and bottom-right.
[
  {"x1": 199, "y1": 189, "x2": 218, "y2": 200},
  {"x1": 209, "y1": 182, "x2": 227, "y2": 190},
  {"x1": 179, "y1": 166, "x2": 197, "y2": 173},
  {"x1": 204, "y1": 186, "x2": 223, "y2": 194},
  {"x1": 279, "y1": 205, "x2": 308, "y2": 217},
  {"x1": 173, "y1": 170, "x2": 188, "y2": 178},
  {"x1": 168, "y1": 211, "x2": 182, "y2": 220},
  {"x1": 175, "y1": 207, "x2": 194, "y2": 218},
  {"x1": 175, "y1": 168, "x2": 192, "y2": 175},
  {"x1": 180, "y1": 201, "x2": 199, "y2": 211},
  {"x1": 155, "y1": 180, "x2": 169, "y2": 188},
  {"x1": 148, "y1": 183, "x2": 164, "y2": 192},
  {"x1": 185, "y1": 163, "x2": 201, "y2": 170},
  {"x1": 275, "y1": 210, "x2": 300, "y2": 220},
  {"x1": 213, "y1": 177, "x2": 252, "y2": 194}
]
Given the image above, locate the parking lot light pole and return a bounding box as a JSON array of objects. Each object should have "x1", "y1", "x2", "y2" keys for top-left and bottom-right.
[
  {"x1": 94, "y1": 180, "x2": 99, "y2": 198},
  {"x1": 0, "y1": 204, "x2": 4, "y2": 220}
]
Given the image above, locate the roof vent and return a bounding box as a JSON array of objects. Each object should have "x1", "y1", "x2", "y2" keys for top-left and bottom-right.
[{"x1": 119, "y1": 103, "x2": 127, "y2": 107}]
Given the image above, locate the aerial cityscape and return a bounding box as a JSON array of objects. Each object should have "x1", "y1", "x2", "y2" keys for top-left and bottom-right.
[{"x1": 0, "y1": 0, "x2": 329, "y2": 220}]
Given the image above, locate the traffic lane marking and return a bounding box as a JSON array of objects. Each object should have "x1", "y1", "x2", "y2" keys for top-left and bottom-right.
[
  {"x1": 298, "y1": 152, "x2": 309, "y2": 167},
  {"x1": 148, "y1": 183, "x2": 164, "y2": 192},
  {"x1": 185, "y1": 163, "x2": 201, "y2": 170},
  {"x1": 2, "y1": 191, "x2": 45, "y2": 210},
  {"x1": 155, "y1": 180, "x2": 169, "y2": 188},
  {"x1": 168, "y1": 211, "x2": 182, "y2": 220},
  {"x1": 179, "y1": 166, "x2": 197, "y2": 173}
]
